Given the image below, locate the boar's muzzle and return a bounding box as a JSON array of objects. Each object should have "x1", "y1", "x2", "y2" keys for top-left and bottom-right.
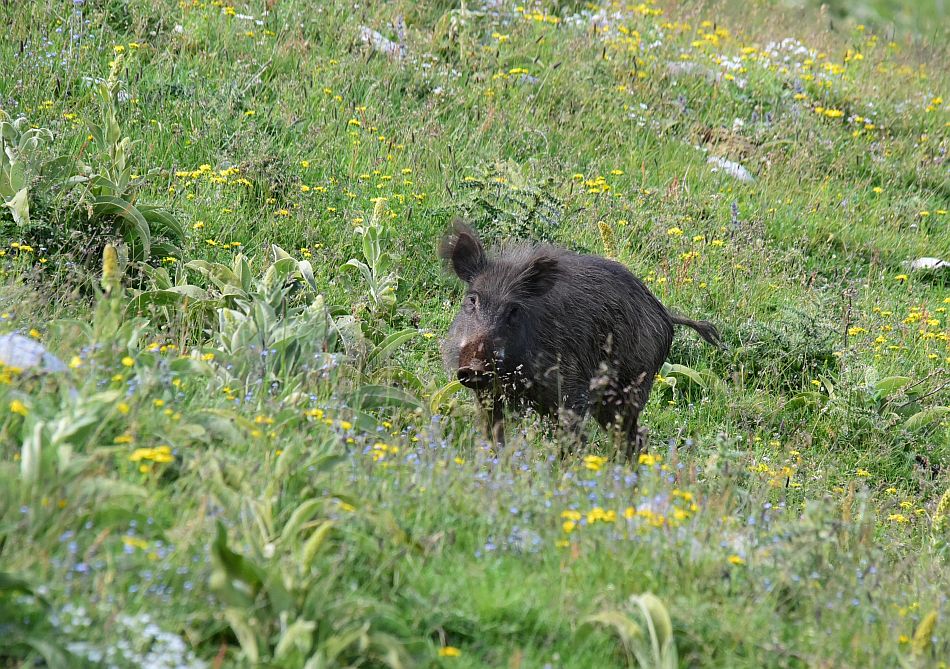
[{"x1": 456, "y1": 338, "x2": 495, "y2": 389}]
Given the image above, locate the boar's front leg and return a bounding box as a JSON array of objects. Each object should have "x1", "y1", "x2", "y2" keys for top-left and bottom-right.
[
  {"x1": 490, "y1": 402, "x2": 506, "y2": 450},
  {"x1": 475, "y1": 393, "x2": 506, "y2": 450},
  {"x1": 556, "y1": 390, "x2": 590, "y2": 459}
]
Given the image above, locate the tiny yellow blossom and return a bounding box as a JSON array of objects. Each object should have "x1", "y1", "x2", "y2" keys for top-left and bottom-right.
[{"x1": 583, "y1": 454, "x2": 608, "y2": 471}]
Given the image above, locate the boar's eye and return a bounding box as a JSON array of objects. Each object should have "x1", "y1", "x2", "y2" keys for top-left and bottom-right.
[{"x1": 464, "y1": 294, "x2": 478, "y2": 312}]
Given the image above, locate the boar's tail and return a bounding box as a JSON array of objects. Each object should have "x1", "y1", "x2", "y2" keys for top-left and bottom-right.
[{"x1": 671, "y1": 314, "x2": 723, "y2": 348}]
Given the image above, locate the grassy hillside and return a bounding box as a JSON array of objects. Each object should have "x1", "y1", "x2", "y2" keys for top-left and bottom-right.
[{"x1": 1, "y1": 0, "x2": 949, "y2": 667}]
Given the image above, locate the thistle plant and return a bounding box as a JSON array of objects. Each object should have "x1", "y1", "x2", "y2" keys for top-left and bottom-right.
[
  {"x1": 76, "y1": 54, "x2": 184, "y2": 260},
  {"x1": 598, "y1": 220, "x2": 617, "y2": 259},
  {"x1": 344, "y1": 197, "x2": 399, "y2": 320},
  {"x1": 0, "y1": 112, "x2": 53, "y2": 227},
  {"x1": 933, "y1": 486, "x2": 950, "y2": 555},
  {"x1": 93, "y1": 244, "x2": 124, "y2": 341}
]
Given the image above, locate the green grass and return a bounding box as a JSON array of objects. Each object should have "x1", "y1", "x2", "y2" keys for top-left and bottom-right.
[{"x1": 1, "y1": 0, "x2": 949, "y2": 667}]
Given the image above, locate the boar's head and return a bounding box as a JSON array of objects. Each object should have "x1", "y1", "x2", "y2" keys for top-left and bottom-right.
[{"x1": 439, "y1": 220, "x2": 559, "y2": 391}]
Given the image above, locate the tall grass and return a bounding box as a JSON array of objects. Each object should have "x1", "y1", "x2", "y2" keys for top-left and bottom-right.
[{"x1": 1, "y1": 0, "x2": 948, "y2": 667}]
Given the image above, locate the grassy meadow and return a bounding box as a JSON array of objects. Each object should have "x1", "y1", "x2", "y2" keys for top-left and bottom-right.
[{"x1": 1, "y1": 0, "x2": 949, "y2": 666}]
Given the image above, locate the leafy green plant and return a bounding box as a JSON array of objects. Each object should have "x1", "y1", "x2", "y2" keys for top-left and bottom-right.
[
  {"x1": 340, "y1": 198, "x2": 420, "y2": 411},
  {"x1": 344, "y1": 198, "x2": 399, "y2": 321},
  {"x1": 207, "y1": 445, "x2": 412, "y2": 668},
  {"x1": 655, "y1": 361, "x2": 717, "y2": 401},
  {"x1": 732, "y1": 305, "x2": 840, "y2": 392},
  {"x1": 0, "y1": 55, "x2": 183, "y2": 263},
  {"x1": 457, "y1": 161, "x2": 564, "y2": 245},
  {"x1": 785, "y1": 366, "x2": 950, "y2": 434},
  {"x1": 0, "y1": 265, "x2": 152, "y2": 669},
  {"x1": 0, "y1": 113, "x2": 55, "y2": 228},
  {"x1": 71, "y1": 55, "x2": 184, "y2": 260},
  {"x1": 183, "y1": 246, "x2": 338, "y2": 382},
  {"x1": 581, "y1": 593, "x2": 678, "y2": 669},
  {"x1": 48, "y1": 245, "x2": 151, "y2": 363},
  {"x1": 0, "y1": 571, "x2": 77, "y2": 668},
  {"x1": 856, "y1": 367, "x2": 950, "y2": 430}
]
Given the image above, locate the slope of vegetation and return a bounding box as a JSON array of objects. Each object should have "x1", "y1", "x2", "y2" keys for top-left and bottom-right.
[{"x1": 1, "y1": 0, "x2": 948, "y2": 667}]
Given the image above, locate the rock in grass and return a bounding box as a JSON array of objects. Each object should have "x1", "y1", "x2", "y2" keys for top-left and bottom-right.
[
  {"x1": 358, "y1": 26, "x2": 406, "y2": 59},
  {"x1": 0, "y1": 333, "x2": 67, "y2": 372},
  {"x1": 666, "y1": 61, "x2": 717, "y2": 82},
  {"x1": 908, "y1": 257, "x2": 950, "y2": 272},
  {"x1": 707, "y1": 156, "x2": 754, "y2": 183}
]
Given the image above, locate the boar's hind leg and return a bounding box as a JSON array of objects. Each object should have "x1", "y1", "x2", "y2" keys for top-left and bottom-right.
[
  {"x1": 626, "y1": 422, "x2": 649, "y2": 463},
  {"x1": 616, "y1": 380, "x2": 652, "y2": 463},
  {"x1": 592, "y1": 382, "x2": 647, "y2": 463},
  {"x1": 619, "y1": 411, "x2": 649, "y2": 463}
]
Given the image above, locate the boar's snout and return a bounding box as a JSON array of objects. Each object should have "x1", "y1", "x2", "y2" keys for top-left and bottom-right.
[
  {"x1": 457, "y1": 364, "x2": 493, "y2": 389},
  {"x1": 456, "y1": 338, "x2": 495, "y2": 389}
]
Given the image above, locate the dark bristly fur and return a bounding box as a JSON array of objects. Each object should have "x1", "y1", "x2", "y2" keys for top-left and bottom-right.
[{"x1": 439, "y1": 219, "x2": 721, "y2": 461}]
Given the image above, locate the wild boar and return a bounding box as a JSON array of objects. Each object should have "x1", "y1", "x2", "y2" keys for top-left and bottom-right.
[{"x1": 439, "y1": 220, "x2": 720, "y2": 461}]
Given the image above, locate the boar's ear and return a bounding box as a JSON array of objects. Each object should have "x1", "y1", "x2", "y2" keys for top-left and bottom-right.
[
  {"x1": 512, "y1": 255, "x2": 559, "y2": 299},
  {"x1": 439, "y1": 219, "x2": 487, "y2": 283}
]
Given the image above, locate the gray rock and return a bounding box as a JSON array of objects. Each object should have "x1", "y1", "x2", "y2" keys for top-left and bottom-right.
[
  {"x1": 908, "y1": 257, "x2": 950, "y2": 271},
  {"x1": 707, "y1": 156, "x2": 754, "y2": 183},
  {"x1": 358, "y1": 26, "x2": 406, "y2": 59},
  {"x1": 0, "y1": 333, "x2": 67, "y2": 372}
]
